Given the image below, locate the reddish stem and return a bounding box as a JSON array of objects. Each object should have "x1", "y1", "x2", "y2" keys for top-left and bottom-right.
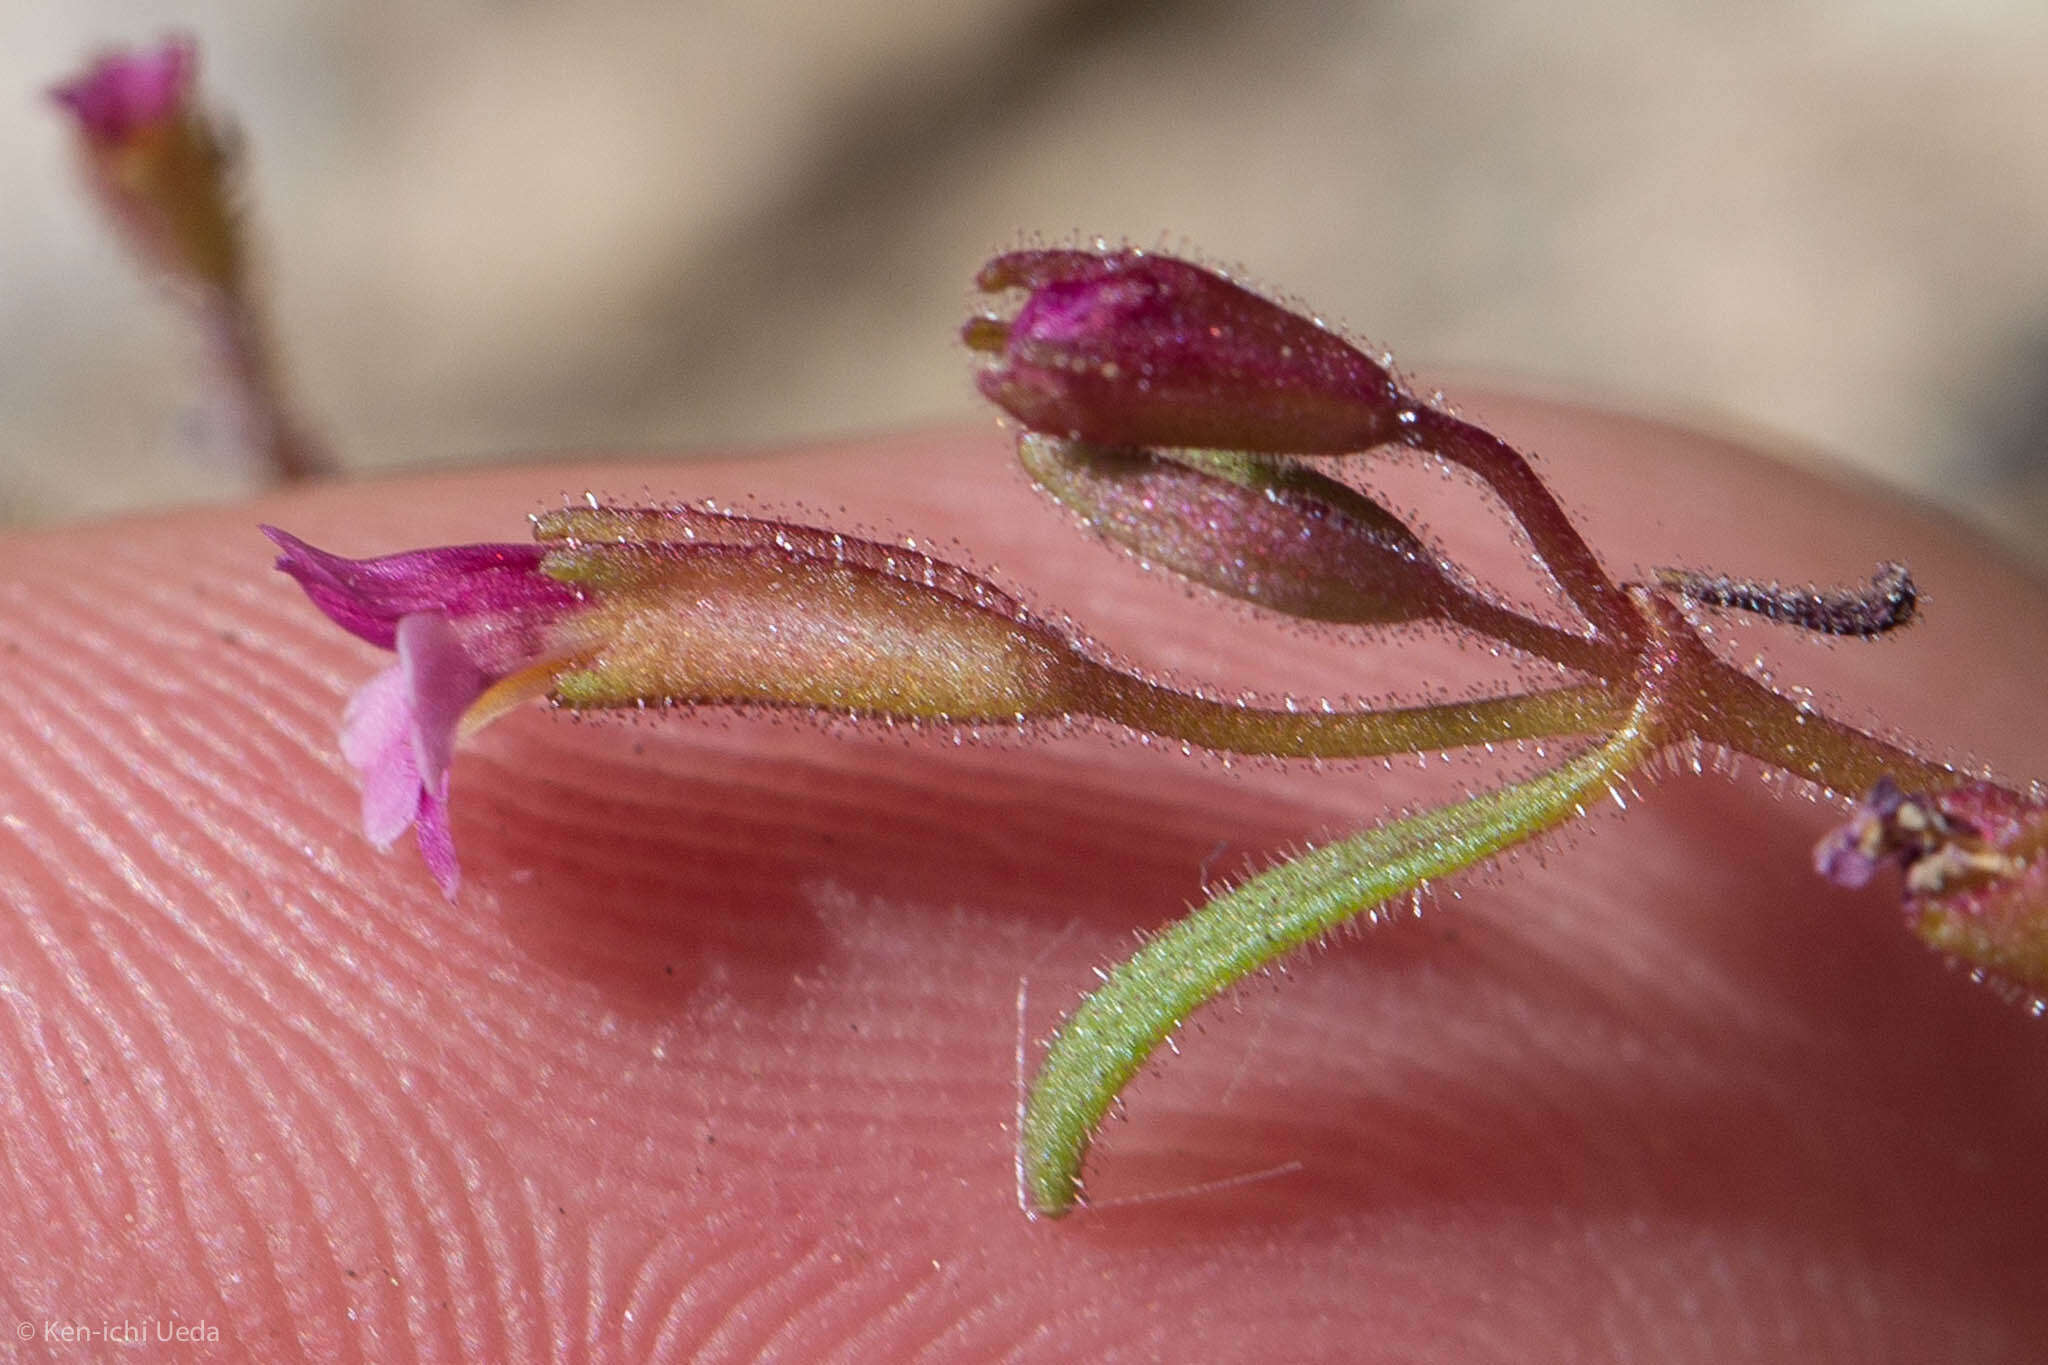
[
  {"x1": 1402, "y1": 407, "x2": 1639, "y2": 649},
  {"x1": 1434, "y1": 585, "x2": 1623, "y2": 679},
  {"x1": 1641, "y1": 592, "x2": 1965, "y2": 797}
]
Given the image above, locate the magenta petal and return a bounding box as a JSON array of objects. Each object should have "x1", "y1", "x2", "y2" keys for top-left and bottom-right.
[
  {"x1": 263, "y1": 526, "x2": 575, "y2": 653},
  {"x1": 340, "y1": 664, "x2": 423, "y2": 848},
  {"x1": 415, "y1": 773, "x2": 462, "y2": 900},
  {"x1": 397, "y1": 612, "x2": 487, "y2": 794}
]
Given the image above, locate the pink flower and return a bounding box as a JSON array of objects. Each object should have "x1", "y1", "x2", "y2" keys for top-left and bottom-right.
[
  {"x1": 283, "y1": 497, "x2": 1573, "y2": 900},
  {"x1": 50, "y1": 37, "x2": 195, "y2": 143},
  {"x1": 965, "y1": 249, "x2": 1402, "y2": 455},
  {"x1": 266, "y1": 528, "x2": 584, "y2": 897}
]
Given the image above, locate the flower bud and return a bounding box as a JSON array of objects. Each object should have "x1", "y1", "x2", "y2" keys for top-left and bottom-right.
[
  {"x1": 1017, "y1": 435, "x2": 1452, "y2": 625},
  {"x1": 967, "y1": 249, "x2": 1402, "y2": 454}
]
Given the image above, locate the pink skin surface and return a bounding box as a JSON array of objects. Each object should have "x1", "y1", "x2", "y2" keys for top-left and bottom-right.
[{"x1": 0, "y1": 396, "x2": 2044, "y2": 1361}]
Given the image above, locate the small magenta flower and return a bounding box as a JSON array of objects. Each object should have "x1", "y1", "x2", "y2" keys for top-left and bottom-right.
[
  {"x1": 275, "y1": 499, "x2": 1635, "y2": 898},
  {"x1": 965, "y1": 248, "x2": 1403, "y2": 454},
  {"x1": 272, "y1": 508, "x2": 1144, "y2": 897},
  {"x1": 266, "y1": 530, "x2": 586, "y2": 896},
  {"x1": 51, "y1": 37, "x2": 242, "y2": 292}
]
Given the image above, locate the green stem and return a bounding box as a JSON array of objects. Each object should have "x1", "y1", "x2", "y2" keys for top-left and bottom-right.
[{"x1": 1083, "y1": 668, "x2": 1627, "y2": 760}]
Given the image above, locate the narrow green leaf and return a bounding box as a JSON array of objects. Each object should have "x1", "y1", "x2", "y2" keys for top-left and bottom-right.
[{"x1": 1021, "y1": 694, "x2": 1658, "y2": 1216}]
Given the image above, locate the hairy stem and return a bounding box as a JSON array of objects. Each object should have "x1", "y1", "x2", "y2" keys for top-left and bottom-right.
[
  {"x1": 1079, "y1": 668, "x2": 1627, "y2": 759},
  {"x1": 1614, "y1": 592, "x2": 1956, "y2": 796},
  {"x1": 1680, "y1": 650, "x2": 1961, "y2": 796},
  {"x1": 540, "y1": 509, "x2": 1635, "y2": 761},
  {"x1": 1433, "y1": 584, "x2": 1623, "y2": 678},
  {"x1": 1401, "y1": 407, "x2": 1637, "y2": 648}
]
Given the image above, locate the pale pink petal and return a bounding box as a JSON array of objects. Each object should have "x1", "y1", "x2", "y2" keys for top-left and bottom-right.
[
  {"x1": 339, "y1": 664, "x2": 422, "y2": 849},
  {"x1": 396, "y1": 612, "x2": 487, "y2": 794},
  {"x1": 415, "y1": 773, "x2": 462, "y2": 900}
]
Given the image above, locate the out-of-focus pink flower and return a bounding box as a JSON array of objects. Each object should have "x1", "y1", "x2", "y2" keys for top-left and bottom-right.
[
  {"x1": 267, "y1": 528, "x2": 586, "y2": 897},
  {"x1": 50, "y1": 36, "x2": 240, "y2": 291},
  {"x1": 965, "y1": 248, "x2": 1402, "y2": 455},
  {"x1": 50, "y1": 37, "x2": 195, "y2": 142},
  {"x1": 53, "y1": 37, "x2": 333, "y2": 483}
]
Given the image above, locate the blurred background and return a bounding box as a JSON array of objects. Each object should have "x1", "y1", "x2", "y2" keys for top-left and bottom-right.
[{"x1": 4, "y1": 1, "x2": 2046, "y2": 566}]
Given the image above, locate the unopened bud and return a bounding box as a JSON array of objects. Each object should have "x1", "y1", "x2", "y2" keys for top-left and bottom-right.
[
  {"x1": 1017, "y1": 435, "x2": 1451, "y2": 625},
  {"x1": 968, "y1": 249, "x2": 1401, "y2": 455}
]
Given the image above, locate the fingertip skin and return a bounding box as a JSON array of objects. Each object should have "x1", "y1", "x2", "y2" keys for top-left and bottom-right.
[{"x1": 0, "y1": 411, "x2": 2043, "y2": 1361}]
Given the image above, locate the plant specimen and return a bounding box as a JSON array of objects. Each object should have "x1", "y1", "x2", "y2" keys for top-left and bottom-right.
[{"x1": 270, "y1": 246, "x2": 2048, "y2": 1218}]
